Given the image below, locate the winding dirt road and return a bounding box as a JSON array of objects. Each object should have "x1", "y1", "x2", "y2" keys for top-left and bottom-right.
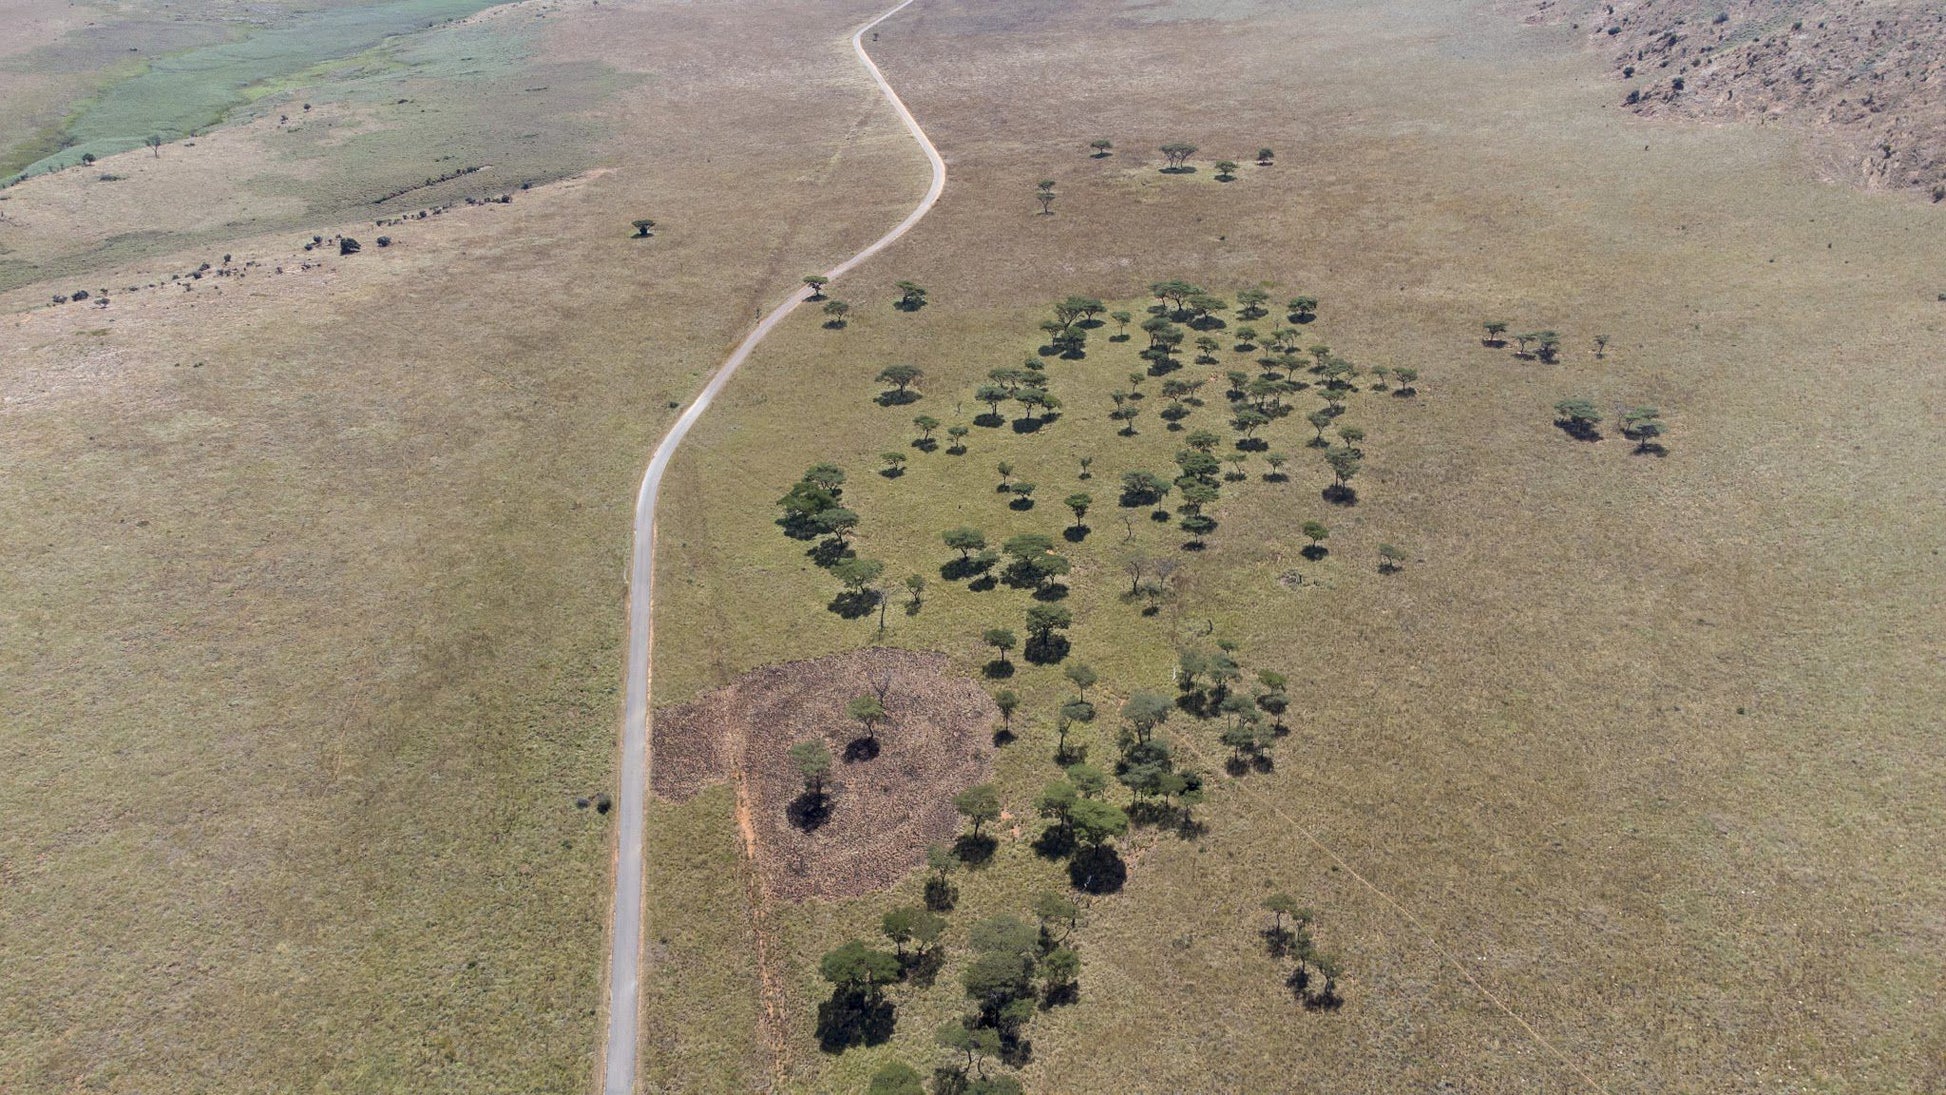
[{"x1": 598, "y1": 3, "x2": 945, "y2": 1091}]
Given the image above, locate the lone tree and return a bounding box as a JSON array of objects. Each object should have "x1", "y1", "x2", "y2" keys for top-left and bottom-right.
[
  {"x1": 982, "y1": 627, "x2": 1017, "y2": 670},
  {"x1": 1064, "y1": 492, "x2": 1092, "y2": 531},
  {"x1": 145, "y1": 134, "x2": 163, "y2": 157},
  {"x1": 876, "y1": 363, "x2": 923, "y2": 397},
  {"x1": 925, "y1": 844, "x2": 961, "y2": 911},
  {"x1": 1482, "y1": 320, "x2": 1509, "y2": 345},
  {"x1": 1377, "y1": 543, "x2": 1406, "y2": 573},
  {"x1": 1256, "y1": 147, "x2": 1275, "y2": 166},
  {"x1": 822, "y1": 299, "x2": 851, "y2": 327},
  {"x1": 994, "y1": 689, "x2": 1019, "y2": 733},
  {"x1": 954, "y1": 783, "x2": 1002, "y2": 838},
  {"x1": 789, "y1": 738, "x2": 833, "y2": 797},
  {"x1": 803, "y1": 274, "x2": 830, "y2": 298},
  {"x1": 944, "y1": 526, "x2": 987, "y2": 560},
  {"x1": 847, "y1": 694, "x2": 888, "y2": 745},
  {"x1": 1063, "y1": 661, "x2": 1097, "y2": 701},
  {"x1": 1553, "y1": 398, "x2": 1603, "y2": 441},
  {"x1": 1159, "y1": 141, "x2": 1199, "y2": 169},
  {"x1": 1214, "y1": 159, "x2": 1240, "y2": 181},
  {"x1": 631, "y1": 218, "x2": 656, "y2": 237},
  {"x1": 1621, "y1": 406, "x2": 1665, "y2": 453},
  {"x1": 1592, "y1": 333, "x2": 1610, "y2": 358},
  {"x1": 1035, "y1": 179, "x2": 1056, "y2": 215},
  {"x1": 894, "y1": 281, "x2": 928, "y2": 310},
  {"x1": 1089, "y1": 137, "x2": 1114, "y2": 158},
  {"x1": 1302, "y1": 520, "x2": 1329, "y2": 558},
  {"x1": 1323, "y1": 446, "x2": 1362, "y2": 501}
]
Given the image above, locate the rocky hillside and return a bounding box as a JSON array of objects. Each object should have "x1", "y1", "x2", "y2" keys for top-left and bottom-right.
[{"x1": 1525, "y1": 0, "x2": 1945, "y2": 200}]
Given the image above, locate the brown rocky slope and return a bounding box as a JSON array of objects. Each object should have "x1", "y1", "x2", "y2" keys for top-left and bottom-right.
[{"x1": 1526, "y1": 0, "x2": 1944, "y2": 199}]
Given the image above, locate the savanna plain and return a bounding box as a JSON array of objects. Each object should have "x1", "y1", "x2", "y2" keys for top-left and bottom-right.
[{"x1": 2, "y1": 0, "x2": 1942, "y2": 1093}]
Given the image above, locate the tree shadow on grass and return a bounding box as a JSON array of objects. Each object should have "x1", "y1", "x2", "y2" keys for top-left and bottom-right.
[
  {"x1": 973, "y1": 413, "x2": 1006, "y2": 428},
  {"x1": 842, "y1": 737, "x2": 880, "y2": 763},
  {"x1": 1068, "y1": 844, "x2": 1126, "y2": 894},
  {"x1": 875, "y1": 390, "x2": 921, "y2": 407},
  {"x1": 1033, "y1": 825, "x2": 1075, "y2": 860},
  {"x1": 808, "y1": 538, "x2": 854, "y2": 568},
  {"x1": 1300, "y1": 544, "x2": 1327, "y2": 561},
  {"x1": 1024, "y1": 634, "x2": 1070, "y2": 665},
  {"x1": 954, "y1": 832, "x2": 998, "y2": 867},
  {"x1": 982, "y1": 659, "x2": 1014, "y2": 680},
  {"x1": 816, "y1": 991, "x2": 895, "y2": 1053},
  {"x1": 828, "y1": 590, "x2": 878, "y2": 618},
  {"x1": 1062, "y1": 525, "x2": 1089, "y2": 543},
  {"x1": 1322, "y1": 484, "x2": 1358, "y2": 507},
  {"x1": 1555, "y1": 419, "x2": 1602, "y2": 442}
]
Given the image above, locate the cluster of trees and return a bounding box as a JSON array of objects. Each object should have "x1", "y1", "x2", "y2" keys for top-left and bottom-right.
[
  {"x1": 975, "y1": 355, "x2": 1064, "y2": 429},
  {"x1": 1553, "y1": 400, "x2": 1667, "y2": 453},
  {"x1": 775, "y1": 463, "x2": 926, "y2": 626},
  {"x1": 1080, "y1": 139, "x2": 1274, "y2": 177},
  {"x1": 833, "y1": 839, "x2": 1084, "y2": 1093},
  {"x1": 1481, "y1": 320, "x2": 1609, "y2": 362},
  {"x1": 1262, "y1": 893, "x2": 1344, "y2": 1009}
]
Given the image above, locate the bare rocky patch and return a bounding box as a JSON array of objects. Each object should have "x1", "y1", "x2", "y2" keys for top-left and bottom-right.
[
  {"x1": 651, "y1": 647, "x2": 996, "y2": 901},
  {"x1": 1527, "y1": 0, "x2": 1945, "y2": 199}
]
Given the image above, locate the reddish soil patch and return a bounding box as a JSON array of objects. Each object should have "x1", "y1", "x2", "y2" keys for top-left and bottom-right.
[{"x1": 651, "y1": 648, "x2": 996, "y2": 901}]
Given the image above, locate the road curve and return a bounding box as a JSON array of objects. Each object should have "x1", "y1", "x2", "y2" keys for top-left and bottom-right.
[{"x1": 599, "y1": 2, "x2": 945, "y2": 1092}]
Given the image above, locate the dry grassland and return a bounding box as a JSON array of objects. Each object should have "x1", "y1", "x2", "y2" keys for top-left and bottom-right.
[
  {"x1": 0, "y1": 0, "x2": 931, "y2": 1090},
  {"x1": 644, "y1": 0, "x2": 1946, "y2": 1091}
]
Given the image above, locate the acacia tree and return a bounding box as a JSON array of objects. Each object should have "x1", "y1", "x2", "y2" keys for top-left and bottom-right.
[
  {"x1": 1159, "y1": 142, "x2": 1199, "y2": 169},
  {"x1": 631, "y1": 218, "x2": 657, "y2": 237},
  {"x1": 1378, "y1": 543, "x2": 1406, "y2": 573},
  {"x1": 1256, "y1": 147, "x2": 1275, "y2": 166},
  {"x1": 876, "y1": 363, "x2": 922, "y2": 398},
  {"x1": 789, "y1": 739, "x2": 833, "y2": 796},
  {"x1": 1553, "y1": 398, "x2": 1603, "y2": 440},
  {"x1": 1592, "y1": 333, "x2": 1611, "y2": 358},
  {"x1": 946, "y1": 424, "x2": 971, "y2": 452},
  {"x1": 1035, "y1": 179, "x2": 1056, "y2": 215},
  {"x1": 1323, "y1": 446, "x2": 1362, "y2": 499},
  {"x1": 803, "y1": 274, "x2": 830, "y2": 298},
  {"x1": 1302, "y1": 520, "x2": 1329, "y2": 557},
  {"x1": 1236, "y1": 287, "x2": 1269, "y2": 319},
  {"x1": 822, "y1": 299, "x2": 851, "y2": 327},
  {"x1": 954, "y1": 783, "x2": 1002, "y2": 838},
  {"x1": 1482, "y1": 320, "x2": 1509, "y2": 345},
  {"x1": 894, "y1": 281, "x2": 928, "y2": 310},
  {"x1": 1534, "y1": 330, "x2": 1562, "y2": 363},
  {"x1": 1064, "y1": 492, "x2": 1092, "y2": 532},
  {"x1": 1214, "y1": 159, "x2": 1240, "y2": 181},
  {"x1": 1089, "y1": 138, "x2": 1113, "y2": 158},
  {"x1": 982, "y1": 627, "x2": 1017, "y2": 669},
  {"x1": 848, "y1": 693, "x2": 888, "y2": 745},
  {"x1": 1621, "y1": 406, "x2": 1665, "y2": 452},
  {"x1": 944, "y1": 526, "x2": 986, "y2": 560},
  {"x1": 1287, "y1": 295, "x2": 1318, "y2": 322},
  {"x1": 994, "y1": 690, "x2": 1019, "y2": 733},
  {"x1": 145, "y1": 134, "x2": 163, "y2": 158}
]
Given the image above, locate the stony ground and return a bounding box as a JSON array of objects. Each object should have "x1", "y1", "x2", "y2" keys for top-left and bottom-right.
[{"x1": 1527, "y1": 0, "x2": 1945, "y2": 198}]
